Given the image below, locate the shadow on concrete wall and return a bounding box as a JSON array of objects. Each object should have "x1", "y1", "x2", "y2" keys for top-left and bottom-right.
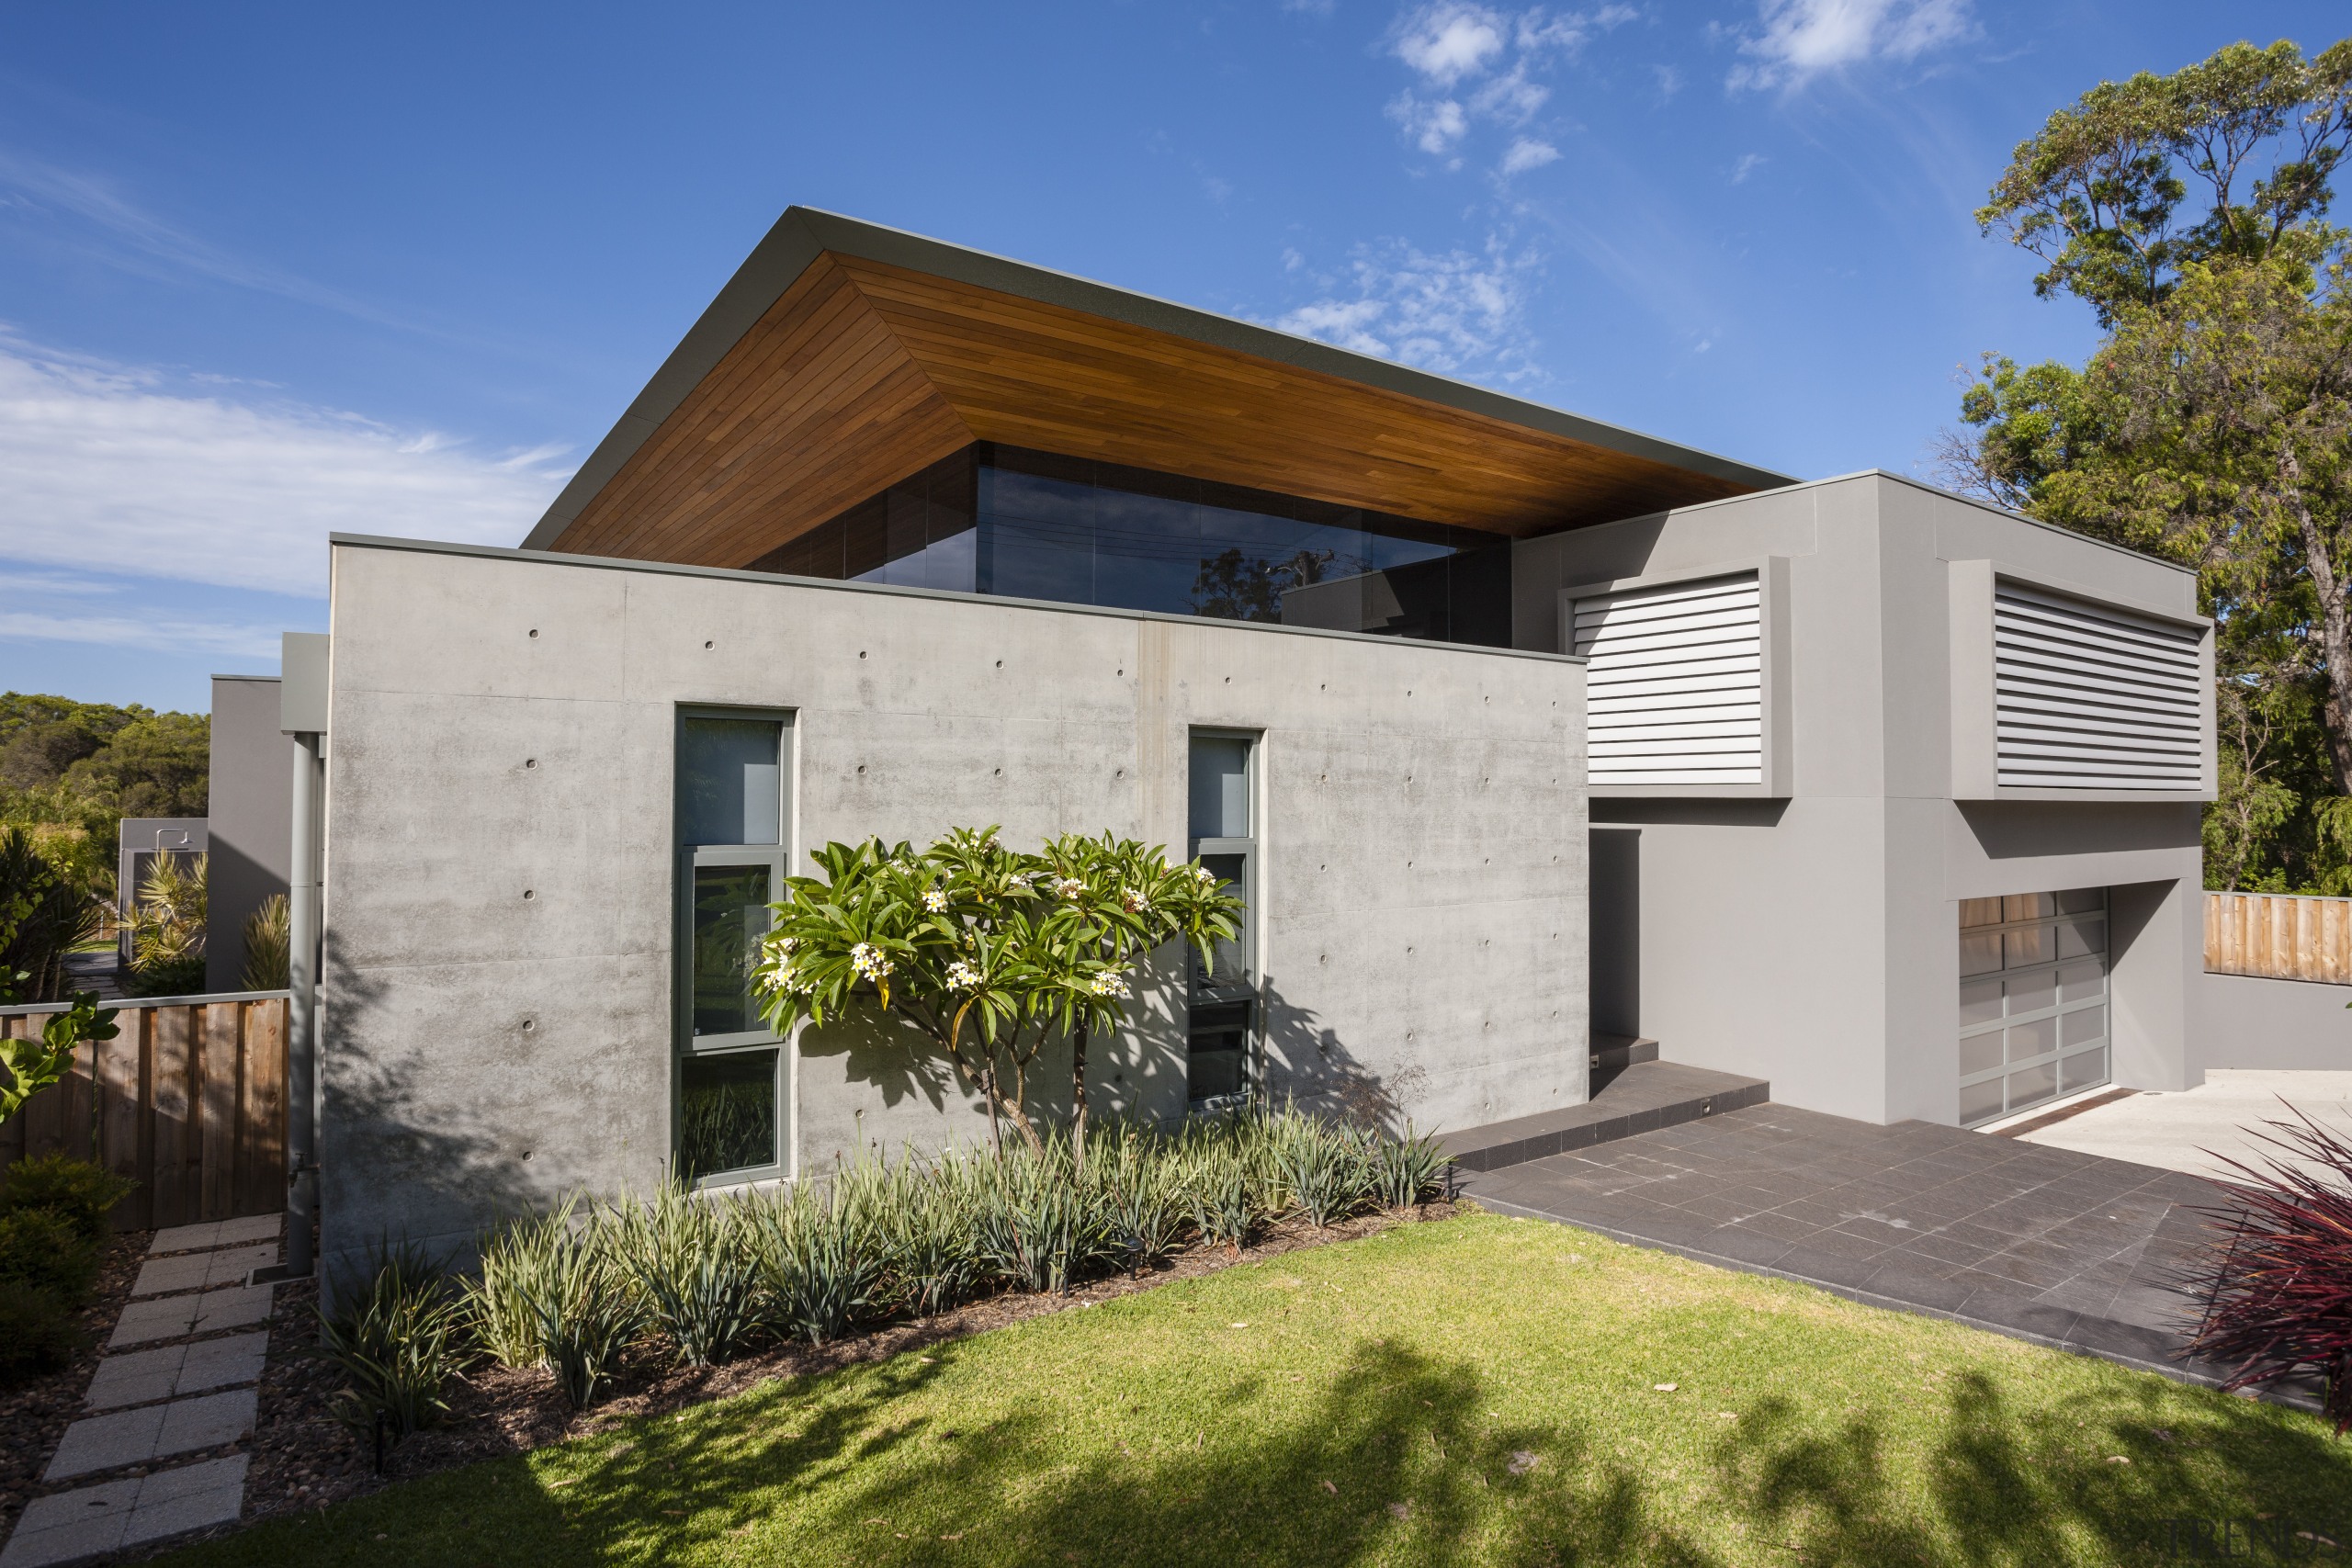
[{"x1": 1261, "y1": 979, "x2": 1424, "y2": 1134}]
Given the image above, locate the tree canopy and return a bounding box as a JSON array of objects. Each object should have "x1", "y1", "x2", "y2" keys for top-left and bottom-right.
[{"x1": 1947, "y1": 38, "x2": 2352, "y2": 892}]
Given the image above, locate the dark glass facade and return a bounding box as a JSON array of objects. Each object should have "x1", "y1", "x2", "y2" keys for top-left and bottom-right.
[{"x1": 748, "y1": 444, "x2": 1512, "y2": 646}]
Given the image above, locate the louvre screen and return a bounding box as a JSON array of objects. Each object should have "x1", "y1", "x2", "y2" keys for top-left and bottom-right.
[
  {"x1": 1573, "y1": 571, "x2": 1762, "y2": 787},
  {"x1": 1993, "y1": 583, "x2": 2202, "y2": 791}
]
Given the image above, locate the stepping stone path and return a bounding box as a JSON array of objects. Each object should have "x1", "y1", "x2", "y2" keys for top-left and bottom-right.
[{"x1": 0, "y1": 1216, "x2": 280, "y2": 1567}]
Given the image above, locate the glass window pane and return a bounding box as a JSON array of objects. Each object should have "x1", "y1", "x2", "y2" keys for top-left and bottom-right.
[
  {"x1": 680, "y1": 718, "x2": 782, "y2": 846},
  {"x1": 2005, "y1": 969, "x2": 2055, "y2": 1016},
  {"x1": 1960, "y1": 897, "x2": 2004, "y2": 929},
  {"x1": 1189, "y1": 1001, "x2": 1251, "y2": 1101},
  {"x1": 680, "y1": 1050, "x2": 777, "y2": 1180},
  {"x1": 2058, "y1": 961, "x2": 2104, "y2": 1002},
  {"x1": 2004, "y1": 892, "x2": 2055, "y2": 922},
  {"x1": 2061, "y1": 1047, "x2": 2109, "y2": 1093},
  {"x1": 1190, "y1": 738, "x2": 1251, "y2": 840},
  {"x1": 2062, "y1": 1004, "x2": 2107, "y2": 1045},
  {"x1": 1960, "y1": 1031, "x2": 2004, "y2": 1077},
  {"x1": 1961, "y1": 932, "x2": 2003, "y2": 977},
  {"x1": 2058, "y1": 918, "x2": 2106, "y2": 957},
  {"x1": 2007, "y1": 1016, "x2": 2056, "y2": 1063},
  {"x1": 1192, "y1": 853, "x2": 1249, "y2": 990},
  {"x1": 1960, "y1": 1078, "x2": 2007, "y2": 1125},
  {"x1": 2056, "y1": 887, "x2": 2104, "y2": 915},
  {"x1": 692, "y1": 863, "x2": 773, "y2": 1036},
  {"x1": 1959, "y1": 978, "x2": 2002, "y2": 1026},
  {"x1": 2004, "y1": 925, "x2": 2053, "y2": 969}
]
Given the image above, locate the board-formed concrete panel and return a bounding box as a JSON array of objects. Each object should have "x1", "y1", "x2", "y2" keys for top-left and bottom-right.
[{"x1": 320, "y1": 540, "x2": 1589, "y2": 1280}]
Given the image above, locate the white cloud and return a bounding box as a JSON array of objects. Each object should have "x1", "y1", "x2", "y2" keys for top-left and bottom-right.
[
  {"x1": 1501, "y1": 138, "x2": 1563, "y2": 175},
  {"x1": 1391, "y1": 4, "x2": 1510, "y2": 85},
  {"x1": 1731, "y1": 152, "x2": 1768, "y2": 183},
  {"x1": 1726, "y1": 0, "x2": 1975, "y2": 91},
  {"x1": 1652, "y1": 62, "x2": 1683, "y2": 100},
  {"x1": 1471, "y1": 65, "x2": 1550, "y2": 122},
  {"x1": 0, "y1": 604, "x2": 285, "y2": 660},
  {"x1": 0, "y1": 336, "x2": 571, "y2": 599},
  {"x1": 1272, "y1": 237, "x2": 1544, "y2": 382},
  {"x1": 1387, "y1": 91, "x2": 1472, "y2": 155}
]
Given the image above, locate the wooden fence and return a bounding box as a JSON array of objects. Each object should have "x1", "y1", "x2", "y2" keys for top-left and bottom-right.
[
  {"x1": 2205, "y1": 891, "x2": 2352, "y2": 985},
  {"x1": 0, "y1": 992, "x2": 289, "y2": 1232}
]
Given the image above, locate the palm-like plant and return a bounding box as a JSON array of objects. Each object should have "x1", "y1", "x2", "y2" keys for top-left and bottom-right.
[{"x1": 753, "y1": 827, "x2": 1242, "y2": 1157}]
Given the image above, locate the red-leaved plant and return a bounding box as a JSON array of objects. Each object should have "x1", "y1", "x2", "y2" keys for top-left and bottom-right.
[{"x1": 2182, "y1": 1102, "x2": 2352, "y2": 1432}]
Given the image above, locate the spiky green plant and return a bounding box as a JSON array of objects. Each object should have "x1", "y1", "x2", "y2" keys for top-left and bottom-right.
[
  {"x1": 465, "y1": 1202, "x2": 641, "y2": 1407},
  {"x1": 317, "y1": 1241, "x2": 465, "y2": 1439},
  {"x1": 605, "y1": 1182, "x2": 762, "y2": 1368},
  {"x1": 240, "y1": 893, "x2": 290, "y2": 990},
  {"x1": 741, "y1": 1178, "x2": 884, "y2": 1345}
]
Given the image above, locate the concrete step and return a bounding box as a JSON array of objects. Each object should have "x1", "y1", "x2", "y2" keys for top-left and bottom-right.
[{"x1": 1440, "y1": 1059, "x2": 1770, "y2": 1175}]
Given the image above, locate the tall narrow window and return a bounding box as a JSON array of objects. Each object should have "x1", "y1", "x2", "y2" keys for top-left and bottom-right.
[
  {"x1": 1188, "y1": 731, "x2": 1257, "y2": 1104},
  {"x1": 675, "y1": 711, "x2": 790, "y2": 1184}
]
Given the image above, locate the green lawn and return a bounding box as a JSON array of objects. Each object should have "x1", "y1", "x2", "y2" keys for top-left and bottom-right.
[{"x1": 161, "y1": 1213, "x2": 2347, "y2": 1567}]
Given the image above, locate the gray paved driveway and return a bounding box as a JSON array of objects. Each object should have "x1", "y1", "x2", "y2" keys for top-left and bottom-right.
[{"x1": 1463, "y1": 1101, "x2": 2230, "y2": 1382}]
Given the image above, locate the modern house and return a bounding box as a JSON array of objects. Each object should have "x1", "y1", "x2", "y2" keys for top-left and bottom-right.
[{"x1": 311, "y1": 209, "x2": 2217, "y2": 1281}]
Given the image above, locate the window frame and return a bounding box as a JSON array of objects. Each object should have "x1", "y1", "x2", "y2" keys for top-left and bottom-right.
[
  {"x1": 1186, "y1": 727, "x2": 1261, "y2": 1108},
  {"x1": 672, "y1": 705, "x2": 795, "y2": 1189}
]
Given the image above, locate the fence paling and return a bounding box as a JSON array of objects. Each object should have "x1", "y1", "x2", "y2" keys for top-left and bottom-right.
[
  {"x1": 2204, "y1": 890, "x2": 2352, "y2": 984},
  {"x1": 0, "y1": 995, "x2": 289, "y2": 1232}
]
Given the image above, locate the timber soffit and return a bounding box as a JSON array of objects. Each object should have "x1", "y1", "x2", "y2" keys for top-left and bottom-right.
[{"x1": 523, "y1": 207, "x2": 1801, "y2": 553}]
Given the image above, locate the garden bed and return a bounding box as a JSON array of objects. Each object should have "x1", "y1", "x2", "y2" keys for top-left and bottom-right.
[{"x1": 233, "y1": 1200, "x2": 1462, "y2": 1529}]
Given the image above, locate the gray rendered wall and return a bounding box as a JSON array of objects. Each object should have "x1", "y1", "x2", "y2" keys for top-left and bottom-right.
[
  {"x1": 318, "y1": 540, "x2": 1588, "y2": 1279},
  {"x1": 2199, "y1": 973, "x2": 2352, "y2": 1069},
  {"x1": 1515, "y1": 472, "x2": 2208, "y2": 1125},
  {"x1": 206, "y1": 676, "x2": 295, "y2": 995}
]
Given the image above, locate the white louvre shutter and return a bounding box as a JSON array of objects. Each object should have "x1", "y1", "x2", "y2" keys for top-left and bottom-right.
[
  {"x1": 1573, "y1": 572, "x2": 1762, "y2": 786},
  {"x1": 1994, "y1": 582, "x2": 2202, "y2": 790}
]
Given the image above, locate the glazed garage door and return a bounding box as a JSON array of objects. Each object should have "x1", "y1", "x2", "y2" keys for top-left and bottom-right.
[{"x1": 1958, "y1": 890, "x2": 2109, "y2": 1127}]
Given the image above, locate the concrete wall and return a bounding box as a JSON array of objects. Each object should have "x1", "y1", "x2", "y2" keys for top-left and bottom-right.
[
  {"x1": 206, "y1": 676, "x2": 295, "y2": 995},
  {"x1": 1517, "y1": 472, "x2": 2210, "y2": 1124},
  {"x1": 2202, "y1": 973, "x2": 2352, "y2": 1070},
  {"x1": 318, "y1": 539, "x2": 1588, "y2": 1278}
]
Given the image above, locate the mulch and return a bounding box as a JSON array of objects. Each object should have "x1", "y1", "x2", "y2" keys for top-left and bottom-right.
[
  {"x1": 236, "y1": 1200, "x2": 1465, "y2": 1528},
  {"x1": 0, "y1": 1230, "x2": 148, "y2": 1541}
]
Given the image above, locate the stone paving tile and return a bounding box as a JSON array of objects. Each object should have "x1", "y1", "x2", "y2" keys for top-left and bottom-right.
[
  {"x1": 106, "y1": 1282, "x2": 272, "y2": 1348},
  {"x1": 1463, "y1": 1102, "x2": 2217, "y2": 1379},
  {"x1": 130, "y1": 1244, "x2": 278, "y2": 1299},
  {"x1": 148, "y1": 1215, "x2": 282, "y2": 1257},
  {"x1": 45, "y1": 1390, "x2": 256, "y2": 1481},
  {"x1": 85, "y1": 1333, "x2": 269, "y2": 1411},
  {"x1": 0, "y1": 1458, "x2": 247, "y2": 1567}
]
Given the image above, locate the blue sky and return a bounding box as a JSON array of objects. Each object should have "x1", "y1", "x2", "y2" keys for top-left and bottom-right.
[{"x1": 0, "y1": 0, "x2": 2340, "y2": 713}]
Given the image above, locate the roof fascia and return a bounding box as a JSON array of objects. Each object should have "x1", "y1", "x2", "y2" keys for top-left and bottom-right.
[{"x1": 524, "y1": 206, "x2": 1800, "y2": 550}]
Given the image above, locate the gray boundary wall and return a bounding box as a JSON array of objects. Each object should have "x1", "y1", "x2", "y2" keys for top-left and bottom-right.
[
  {"x1": 2202, "y1": 974, "x2": 2352, "y2": 1070},
  {"x1": 1516, "y1": 472, "x2": 2211, "y2": 1125},
  {"x1": 317, "y1": 540, "x2": 1589, "y2": 1277},
  {"x1": 206, "y1": 675, "x2": 295, "y2": 996}
]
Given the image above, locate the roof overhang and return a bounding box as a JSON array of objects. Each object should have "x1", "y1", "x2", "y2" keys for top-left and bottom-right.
[{"x1": 525, "y1": 208, "x2": 1799, "y2": 565}]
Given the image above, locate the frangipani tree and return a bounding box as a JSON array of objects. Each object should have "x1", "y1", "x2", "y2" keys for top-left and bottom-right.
[{"x1": 752, "y1": 826, "x2": 1242, "y2": 1159}]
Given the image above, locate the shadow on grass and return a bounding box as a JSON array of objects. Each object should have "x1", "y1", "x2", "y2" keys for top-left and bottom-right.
[{"x1": 167, "y1": 1341, "x2": 2352, "y2": 1567}]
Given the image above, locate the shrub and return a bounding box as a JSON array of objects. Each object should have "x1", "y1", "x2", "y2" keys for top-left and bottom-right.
[
  {"x1": 1185, "y1": 1148, "x2": 1259, "y2": 1254},
  {"x1": 2183, "y1": 1104, "x2": 2352, "y2": 1430},
  {"x1": 0, "y1": 1206, "x2": 100, "y2": 1305},
  {"x1": 742, "y1": 1179, "x2": 884, "y2": 1345},
  {"x1": 1371, "y1": 1123, "x2": 1453, "y2": 1210},
  {"x1": 240, "y1": 894, "x2": 290, "y2": 991},
  {"x1": 0, "y1": 1279, "x2": 84, "y2": 1382},
  {"x1": 0, "y1": 1153, "x2": 134, "y2": 1244},
  {"x1": 127, "y1": 852, "x2": 205, "y2": 997},
  {"x1": 318, "y1": 1242, "x2": 466, "y2": 1439},
  {"x1": 974, "y1": 1137, "x2": 1109, "y2": 1294},
  {"x1": 467, "y1": 1202, "x2": 642, "y2": 1408},
  {"x1": 606, "y1": 1182, "x2": 762, "y2": 1368},
  {"x1": 1093, "y1": 1127, "x2": 1188, "y2": 1272},
  {"x1": 0, "y1": 828, "x2": 105, "y2": 1003},
  {"x1": 1275, "y1": 1114, "x2": 1375, "y2": 1229}
]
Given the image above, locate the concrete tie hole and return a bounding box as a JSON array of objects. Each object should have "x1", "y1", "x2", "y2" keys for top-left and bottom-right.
[
  {"x1": 523, "y1": 889, "x2": 535, "y2": 901},
  {"x1": 528, "y1": 628, "x2": 539, "y2": 638}
]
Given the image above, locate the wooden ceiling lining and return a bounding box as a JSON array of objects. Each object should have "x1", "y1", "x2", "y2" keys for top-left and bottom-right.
[
  {"x1": 559, "y1": 258, "x2": 973, "y2": 566},
  {"x1": 548, "y1": 248, "x2": 1762, "y2": 569}
]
